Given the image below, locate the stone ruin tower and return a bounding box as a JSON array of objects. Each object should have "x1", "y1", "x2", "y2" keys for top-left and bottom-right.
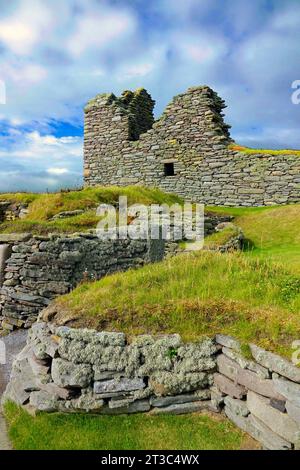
[{"x1": 83, "y1": 86, "x2": 300, "y2": 206}]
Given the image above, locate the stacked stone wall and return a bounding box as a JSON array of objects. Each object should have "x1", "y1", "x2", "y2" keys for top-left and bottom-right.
[
  {"x1": 0, "y1": 234, "x2": 164, "y2": 332},
  {"x1": 4, "y1": 325, "x2": 300, "y2": 450}
]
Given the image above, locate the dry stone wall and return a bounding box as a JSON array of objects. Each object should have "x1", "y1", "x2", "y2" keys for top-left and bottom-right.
[
  {"x1": 0, "y1": 213, "x2": 230, "y2": 333},
  {"x1": 84, "y1": 86, "x2": 300, "y2": 206},
  {"x1": 214, "y1": 334, "x2": 300, "y2": 450},
  {"x1": 4, "y1": 325, "x2": 300, "y2": 450},
  {"x1": 0, "y1": 234, "x2": 164, "y2": 332},
  {"x1": 2, "y1": 323, "x2": 217, "y2": 416}
]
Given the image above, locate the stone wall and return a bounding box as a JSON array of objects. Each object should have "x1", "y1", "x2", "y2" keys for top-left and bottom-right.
[
  {"x1": 0, "y1": 213, "x2": 230, "y2": 332},
  {"x1": 4, "y1": 325, "x2": 300, "y2": 450},
  {"x1": 84, "y1": 86, "x2": 300, "y2": 206},
  {"x1": 214, "y1": 334, "x2": 300, "y2": 450},
  {"x1": 0, "y1": 234, "x2": 164, "y2": 332},
  {"x1": 2, "y1": 323, "x2": 217, "y2": 416}
]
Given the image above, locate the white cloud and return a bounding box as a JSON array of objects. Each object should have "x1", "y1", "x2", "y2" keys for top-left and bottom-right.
[
  {"x1": 0, "y1": 0, "x2": 54, "y2": 55},
  {"x1": 47, "y1": 167, "x2": 69, "y2": 175},
  {"x1": 67, "y1": 10, "x2": 136, "y2": 57}
]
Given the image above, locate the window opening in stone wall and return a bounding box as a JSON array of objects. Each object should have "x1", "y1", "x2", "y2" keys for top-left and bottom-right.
[{"x1": 164, "y1": 162, "x2": 175, "y2": 176}]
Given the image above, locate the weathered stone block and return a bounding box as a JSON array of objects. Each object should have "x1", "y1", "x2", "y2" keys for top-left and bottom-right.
[
  {"x1": 217, "y1": 354, "x2": 284, "y2": 399},
  {"x1": 51, "y1": 358, "x2": 93, "y2": 388},
  {"x1": 150, "y1": 400, "x2": 211, "y2": 415},
  {"x1": 149, "y1": 371, "x2": 209, "y2": 396},
  {"x1": 247, "y1": 391, "x2": 300, "y2": 444},
  {"x1": 101, "y1": 399, "x2": 150, "y2": 415},
  {"x1": 214, "y1": 373, "x2": 246, "y2": 399},
  {"x1": 250, "y1": 344, "x2": 300, "y2": 383},
  {"x1": 94, "y1": 377, "x2": 145, "y2": 395},
  {"x1": 224, "y1": 396, "x2": 249, "y2": 417},
  {"x1": 286, "y1": 401, "x2": 300, "y2": 425},
  {"x1": 273, "y1": 378, "x2": 300, "y2": 407},
  {"x1": 29, "y1": 391, "x2": 58, "y2": 412}
]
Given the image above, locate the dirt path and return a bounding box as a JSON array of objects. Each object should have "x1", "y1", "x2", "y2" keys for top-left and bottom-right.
[{"x1": 0, "y1": 330, "x2": 28, "y2": 450}]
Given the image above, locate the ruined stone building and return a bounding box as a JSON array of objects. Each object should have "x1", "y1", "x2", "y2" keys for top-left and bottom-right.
[{"x1": 83, "y1": 86, "x2": 300, "y2": 206}]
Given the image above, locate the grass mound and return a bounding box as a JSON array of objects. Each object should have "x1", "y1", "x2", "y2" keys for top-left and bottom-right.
[
  {"x1": 4, "y1": 402, "x2": 254, "y2": 450},
  {"x1": 45, "y1": 203, "x2": 300, "y2": 356},
  {"x1": 0, "y1": 186, "x2": 182, "y2": 234},
  {"x1": 47, "y1": 251, "x2": 300, "y2": 356},
  {"x1": 207, "y1": 204, "x2": 300, "y2": 273}
]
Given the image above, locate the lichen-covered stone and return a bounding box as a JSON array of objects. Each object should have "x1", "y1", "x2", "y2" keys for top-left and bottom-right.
[
  {"x1": 51, "y1": 358, "x2": 93, "y2": 388},
  {"x1": 149, "y1": 371, "x2": 209, "y2": 396}
]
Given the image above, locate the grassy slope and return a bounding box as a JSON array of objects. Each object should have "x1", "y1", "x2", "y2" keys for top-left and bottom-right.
[
  {"x1": 49, "y1": 204, "x2": 300, "y2": 356},
  {"x1": 207, "y1": 204, "x2": 300, "y2": 274},
  {"x1": 0, "y1": 186, "x2": 182, "y2": 234},
  {"x1": 4, "y1": 402, "x2": 253, "y2": 450}
]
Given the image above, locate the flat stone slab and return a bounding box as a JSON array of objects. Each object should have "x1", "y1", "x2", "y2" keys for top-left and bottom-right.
[
  {"x1": 224, "y1": 396, "x2": 249, "y2": 417},
  {"x1": 248, "y1": 415, "x2": 292, "y2": 451},
  {"x1": 215, "y1": 334, "x2": 241, "y2": 351},
  {"x1": 0, "y1": 330, "x2": 28, "y2": 396},
  {"x1": 222, "y1": 346, "x2": 269, "y2": 379},
  {"x1": 250, "y1": 344, "x2": 300, "y2": 383},
  {"x1": 217, "y1": 354, "x2": 282, "y2": 399},
  {"x1": 0, "y1": 233, "x2": 31, "y2": 243},
  {"x1": 150, "y1": 391, "x2": 210, "y2": 407},
  {"x1": 101, "y1": 399, "x2": 150, "y2": 415},
  {"x1": 273, "y1": 378, "x2": 300, "y2": 407},
  {"x1": 94, "y1": 377, "x2": 145, "y2": 395},
  {"x1": 214, "y1": 373, "x2": 246, "y2": 399},
  {"x1": 225, "y1": 406, "x2": 291, "y2": 450},
  {"x1": 150, "y1": 400, "x2": 211, "y2": 415},
  {"x1": 247, "y1": 391, "x2": 300, "y2": 444},
  {"x1": 286, "y1": 401, "x2": 300, "y2": 425}
]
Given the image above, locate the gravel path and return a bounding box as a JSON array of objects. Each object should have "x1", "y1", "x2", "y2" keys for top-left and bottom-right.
[{"x1": 0, "y1": 330, "x2": 28, "y2": 450}]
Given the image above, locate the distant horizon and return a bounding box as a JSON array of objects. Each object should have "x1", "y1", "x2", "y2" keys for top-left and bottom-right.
[{"x1": 0, "y1": 0, "x2": 300, "y2": 192}]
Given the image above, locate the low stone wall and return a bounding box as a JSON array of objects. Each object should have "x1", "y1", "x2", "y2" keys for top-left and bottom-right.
[
  {"x1": 0, "y1": 234, "x2": 164, "y2": 332},
  {"x1": 3, "y1": 326, "x2": 300, "y2": 450},
  {"x1": 2, "y1": 323, "x2": 217, "y2": 416},
  {"x1": 214, "y1": 334, "x2": 300, "y2": 450}
]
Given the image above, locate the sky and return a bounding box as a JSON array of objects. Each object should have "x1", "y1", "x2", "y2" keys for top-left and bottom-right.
[{"x1": 0, "y1": 0, "x2": 300, "y2": 192}]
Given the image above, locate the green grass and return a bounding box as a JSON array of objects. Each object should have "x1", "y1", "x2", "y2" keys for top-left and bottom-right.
[
  {"x1": 207, "y1": 204, "x2": 300, "y2": 274},
  {"x1": 45, "y1": 204, "x2": 300, "y2": 356},
  {"x1": 4, "y1": 402, "x2": 252, "y2": 450},
  {"x1": 0, "y1": 186, "x2": 182, "y2": 234},
  {"x1": 49, "y1": 250, "x2": 300, "y2": 356},
  {"x1": 229, "y1": 144, "x2": 300, "y2": 156}
]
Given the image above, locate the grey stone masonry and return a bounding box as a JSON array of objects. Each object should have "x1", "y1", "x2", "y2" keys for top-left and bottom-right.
[
  {"x1": 215, "y1": 335, "x2": 300, "y2": 450},
  {"x1": 0, "y1": 234, "x2": 164, "y2": 331},
  {"x1": 4, "y1": 325, "x2": 300, "y2": 450},
  {"x1": 84, "y1": 86, "x2": 300, "y2": 207},
  {"x1": 2, "y1": 323, "x2": 218, "y2": 415},
  {"x1": 0, "y1": 212, "x2": 232, "y2": 332}
]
